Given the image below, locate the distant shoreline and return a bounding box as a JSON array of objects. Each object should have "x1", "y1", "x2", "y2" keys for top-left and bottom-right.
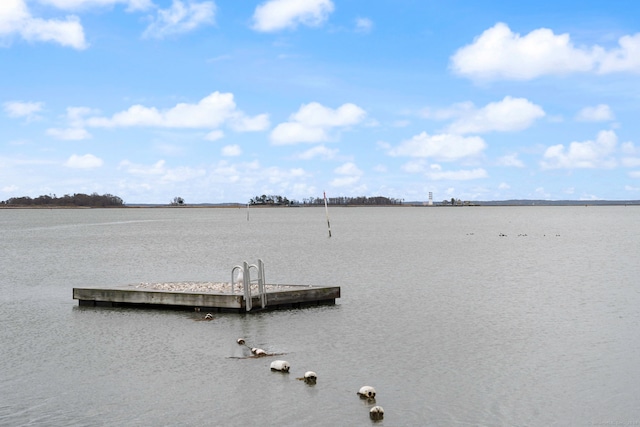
[{"x1": 2, "y1": 200, "x2": 640, "y2": 209}]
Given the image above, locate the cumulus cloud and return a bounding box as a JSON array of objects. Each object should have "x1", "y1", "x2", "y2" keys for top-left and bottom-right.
[
  {"x1": 270, "y1": 102, "x2": 366, "y2": 145},
  {"x1": 252, "y1": 0, "x2": 334, "y2": 32},
  {"x1": 541, "y1": 130, "x2": 618, "y2": 169},
  {"x1": 3, "y1": 100, "x2": 44, "y2": 119},
  {"x1": 0, "y1": 0, "x2": 87, "y2": 49},
  {"x1": 451, "y1": 22, "x2": 640, "y2": 81},
  {"x1": 575, "y1": 104, "x2": 614, "y2": 122},
  {"x1": 85, "y1": 92, "x2": 267, "y2": 137},
  {"x1": 388, "y1": 132, "x2": 486, "y2": 161},
  {"x1": 598, "y1": 33, "x2": 640, "y2": 74},
  {"x1": 143, "y1": 0, "x2": 216, "y2": 39},
  {"x1": 64, "y1": 153, "x2": 103, "y2": 168},
  {"x1": 445, "y1": 96, "x2": 545, "y2": 134}
]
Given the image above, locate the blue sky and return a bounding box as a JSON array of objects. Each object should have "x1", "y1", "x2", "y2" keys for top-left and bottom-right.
[{"x1": 2, "y1": 0, "x2": 640, "y2": 204}]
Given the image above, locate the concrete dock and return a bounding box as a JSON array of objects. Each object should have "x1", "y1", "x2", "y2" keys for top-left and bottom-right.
[{"x1": 73, "y1": 282, "x2": 340, "y2": 313}]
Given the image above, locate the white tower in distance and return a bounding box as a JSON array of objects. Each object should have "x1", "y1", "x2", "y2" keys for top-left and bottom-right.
[{"x1": 428, "y1": 192, "x2": 433, "y2": 206}]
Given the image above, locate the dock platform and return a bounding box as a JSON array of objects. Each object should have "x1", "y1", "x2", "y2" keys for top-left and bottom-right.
[{"x1": 73, "y1": 282, "x2": 340, "y2": 313}]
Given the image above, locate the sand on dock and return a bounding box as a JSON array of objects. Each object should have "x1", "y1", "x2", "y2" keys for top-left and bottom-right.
[{"x1": 133, "y1": 281, "x2": 304, "y2": 294}]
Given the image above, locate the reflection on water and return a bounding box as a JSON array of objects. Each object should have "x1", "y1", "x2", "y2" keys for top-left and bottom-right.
[{"x1": 1, "y1": 206, "x2": 639, "y2": 426}]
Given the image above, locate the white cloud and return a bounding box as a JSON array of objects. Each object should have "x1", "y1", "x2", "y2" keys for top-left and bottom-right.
[
  {"x1": 3, "y1": 100, "x2": 44, "y2": 119},
  {"x1": 271, "y1": 122, "x2": 327, "y2": 144},
  {"x1": 229, "y1": 113, "x2": 270, "y2": 132},
  {"x1": 388, "y1": 132, "x2": 486, "y2": 161},
  {"x1": 143, "y1": 0, "x2": 216, "y2": 39},
  {"x1": 0, "y1": 0, "x2": 87, "y2": 49},
  {"x1": 497, "y1": 154, "x2": 525, "y2": 167},
  {"x1": 64, "y1": 153, "x2": 103, "y2": 168},
  {"x1": 426, "y1": 168, "x2": 488, "y2": 181},
  {"x1": 252, "y1": 0, "x2": 334, "y2": 32},
  {"x1": 355, "y1": 17, "x2": 372, "y2": 33},
  {"x1": 598, "y1": 33, "x2": 640, "y2": 74},
  {"x1": 452, "y1": 23, "x2": 640, "y2": 81},
  {"x1": 296, "y1": 145, "x2": 338, "y2": 160},
  {"x1": 451, "y1": 23, "x2": 595, "y2": 80},
  {"x1": 575, "y1": 104, "x2": 614, "y2": 122},
  {"x1": 221, "y1": 144, "x2": 242, "y2": 156},
  {"x1": 541, "y1": 130, "x2": 618, "y2": 169},
  {"x1": 85, "y1": 92, "x2": 265, "y2": 136},
  {"x1": 270, "y1": 102, "x2": 366, "y2": 145},
  {"x1": 46, "y1": 127, "x2": 92, "y2": 140},
  {"x1": 445, "y1": 96, "x2": 545, "y2": 134}
]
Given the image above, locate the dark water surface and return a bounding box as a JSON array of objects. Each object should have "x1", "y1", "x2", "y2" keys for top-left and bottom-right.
[{"x1": 1, "y1": 206, "x2": 639, "y2": 426}]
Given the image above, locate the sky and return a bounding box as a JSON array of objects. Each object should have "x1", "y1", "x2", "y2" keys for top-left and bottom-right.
[{"x1": 2, "y1": 0, "x2": 640, "y2": 204}]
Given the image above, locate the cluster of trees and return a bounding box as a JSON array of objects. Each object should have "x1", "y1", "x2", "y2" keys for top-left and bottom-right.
[
  {"x1": 1, "y1": 193, "x2": 124, "y2": 207},
  {"x1": 249, "y1": 194, "x2": 297, "y2": 206},
  {"x1": 303, "y1": 196, "x2": 404, "y2": 206},
  {"x1": 170, "y1": 197, "x2": 185, "y2": 206}
]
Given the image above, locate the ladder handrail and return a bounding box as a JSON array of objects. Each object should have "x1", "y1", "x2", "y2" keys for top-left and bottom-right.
[{"x1": 231, "y1": 259, "x2": 266, "y2": 311}]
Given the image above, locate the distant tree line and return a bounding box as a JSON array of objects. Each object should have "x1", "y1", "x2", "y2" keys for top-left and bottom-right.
[
  {"x1": 249, "y1": 194, "x2": 297, "y2": 206},
  {"x1": 1, "y1": 193, "x2": 124, "y2": 207},
  {"x1": 249, "y1": 194, "x2": 404, "y2": 206},
  {"x1": 303, "y1": 196, "x2": 403, "y2": 206}
]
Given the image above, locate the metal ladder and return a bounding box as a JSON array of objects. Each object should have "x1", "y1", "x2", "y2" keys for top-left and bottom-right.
[{"x1": 231, "y1": 259, "x2": 266, "y2": 311}]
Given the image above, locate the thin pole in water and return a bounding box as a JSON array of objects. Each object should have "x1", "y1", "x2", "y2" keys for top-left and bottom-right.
[
  {"x1": 246, "y1": 203, "x2": 249, "y2": 221},
  {"x1": 323, "y1": 191, "x2": 332, "y2": 238}
]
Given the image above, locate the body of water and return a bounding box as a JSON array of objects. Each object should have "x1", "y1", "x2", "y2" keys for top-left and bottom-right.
[{"x1": 1, "y1": 206, "x2": 639, "y2": 426}]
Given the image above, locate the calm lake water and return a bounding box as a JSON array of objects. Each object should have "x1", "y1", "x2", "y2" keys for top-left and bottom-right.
[{"x1": 1, "y1": 206, "x2": 639, "y2": 426}]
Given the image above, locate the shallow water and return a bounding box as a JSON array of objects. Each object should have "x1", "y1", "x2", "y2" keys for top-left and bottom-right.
[{"x1": 1, "y1": 206, "x2": 639, "y2": 426}]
